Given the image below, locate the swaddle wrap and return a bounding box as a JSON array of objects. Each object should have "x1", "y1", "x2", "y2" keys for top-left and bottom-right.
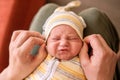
[{"x1": 25, "y1": 55, "x2": 86, "y2": 80}]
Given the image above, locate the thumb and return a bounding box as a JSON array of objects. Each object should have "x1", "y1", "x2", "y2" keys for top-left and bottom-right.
[
  {"x1": 32, "y1": 43, "x2": 47, "y2": 66},
  {"x1": 79, "y1": 42, "x2": 90, "y2": 66}
]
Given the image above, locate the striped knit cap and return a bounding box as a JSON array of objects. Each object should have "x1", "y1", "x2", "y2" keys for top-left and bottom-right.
[{"x1": 43, "y1": 0, "x2": 86, "y2": 40}]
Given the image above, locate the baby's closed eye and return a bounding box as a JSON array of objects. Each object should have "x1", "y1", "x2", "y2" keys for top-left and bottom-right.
[{"x1": 67, "y1": 36, "x2": 80, "y2": 40}]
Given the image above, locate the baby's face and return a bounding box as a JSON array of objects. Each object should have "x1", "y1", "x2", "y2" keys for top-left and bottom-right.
[{"x1": 46, "y1": 24, "x2": 83, "y2": 60}]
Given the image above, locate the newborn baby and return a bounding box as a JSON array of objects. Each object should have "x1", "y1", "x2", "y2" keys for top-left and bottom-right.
[{"x1": 25, "y1": 1, "x2": 87, "y2": 80}]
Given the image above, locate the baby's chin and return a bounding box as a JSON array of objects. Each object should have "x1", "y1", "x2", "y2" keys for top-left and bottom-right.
[
  {"x1": 55, "y1": 56, "x2": 74, "y2": 61},
  {"x1": 50, "y1": 53, "x2": 78, "y2": 61}
]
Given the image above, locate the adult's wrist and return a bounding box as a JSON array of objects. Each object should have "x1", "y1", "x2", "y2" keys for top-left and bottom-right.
[{"x1": 0, "y1": 67, "x2": 22, "y2": 80}]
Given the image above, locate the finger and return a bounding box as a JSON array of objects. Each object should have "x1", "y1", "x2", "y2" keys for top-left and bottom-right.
[
  {"x1": 10, "y1": 30, "x2": 22, "y2": 41},
  {"x1": 79, "y1": 42, "x2": 90, "y2": 66},
  {"x1": 84, "y1": 34, "x2": 104, "y2": 51},
  {"x1": 15, "y1": 31, "x2": 44, "y2": 47},
  {"x1": 38, "y1": 43, "x2": 47, "y2": 60},
  {"x1": 33, "y1": 43, "x2": 47, "y2": 66},
  {"x1": 19, "y1": 37, "x2": 45, "y2": 56},
  {"x1": 96, "y1": 34, "x2": 110, "y2": 50},
  {"x1": 9, "y1": 30, "x2": 23, "y2": 51}
]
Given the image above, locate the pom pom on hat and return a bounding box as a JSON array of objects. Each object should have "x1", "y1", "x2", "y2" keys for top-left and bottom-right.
[{"x1": 43, "y1": 0, "x2": 86, "y2": 40}]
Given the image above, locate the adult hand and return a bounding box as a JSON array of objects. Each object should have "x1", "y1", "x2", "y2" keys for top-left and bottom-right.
[
  {"x1": 79, "y1": 34, "x2": 119, "y2": 80},
  {"x1": 0, "y1": 30, "x2": 47, "y2": 80}
]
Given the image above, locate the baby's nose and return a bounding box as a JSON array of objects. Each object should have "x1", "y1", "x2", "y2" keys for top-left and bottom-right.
[{"x1": 59, "y1": 39, "x2": 69, "y2": 46}]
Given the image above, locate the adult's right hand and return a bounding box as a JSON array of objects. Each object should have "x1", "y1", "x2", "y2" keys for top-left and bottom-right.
[
  {"x1": 79, "y1": 34, "x2": 119, "y2": 80},
  {"x1": 0, "y1": 30, "x2": 47, "y2": 80}
]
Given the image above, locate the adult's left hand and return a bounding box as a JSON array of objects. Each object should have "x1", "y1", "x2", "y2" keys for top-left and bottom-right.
[{"x1": 79, "y1": 34, "x2": 119, "y2": 80}]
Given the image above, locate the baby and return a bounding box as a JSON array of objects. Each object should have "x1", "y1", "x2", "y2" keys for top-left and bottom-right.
[{"x1": 25, "y1": 1, "x2": 87, "y2": 80}]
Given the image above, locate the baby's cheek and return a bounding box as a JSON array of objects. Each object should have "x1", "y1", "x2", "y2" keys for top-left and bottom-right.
[
  {"x1": 73, "y1": 46, "x2": 82, "y2": 54},
  {"x1": 47, "y1": 45, "x2": 56, "y2": 55}
]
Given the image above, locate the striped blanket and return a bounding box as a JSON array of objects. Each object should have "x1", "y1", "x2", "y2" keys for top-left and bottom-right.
[{"x1": 25, "y1": 55, "x2": 86, "y2": 80}]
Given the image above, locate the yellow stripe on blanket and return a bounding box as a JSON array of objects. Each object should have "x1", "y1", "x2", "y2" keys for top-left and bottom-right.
[
  {"x1": 25, "y1": 55, "x2": 87, "y2": 80},
  {"x1": 58, "y1": 61, "x2": 86, "y2": 79}
]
